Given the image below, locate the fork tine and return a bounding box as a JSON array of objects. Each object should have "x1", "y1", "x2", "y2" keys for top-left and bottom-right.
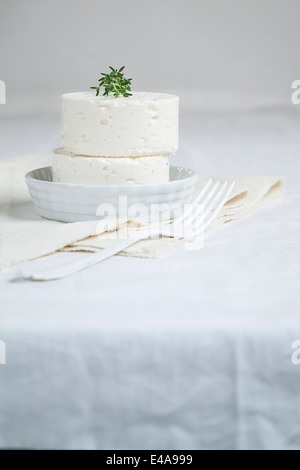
[
  {"x1": 191, "y1": 178, "x2": 213, "y2": 208},
  {"x1": 161, "y1": 180, "x2": 235, "y2": 239},
  {"x1": 179, "y1": 180, "x2": 220, "y2": 231},
  {"x1": 160, "y1": 179, "x2": 213, "y2": 238},
  {"x1": 191, "y1": 181, "x2": 235, "y2": 236},
  {"x1": 203, "y1": 181, "x2": 235, "y2": 230},
  {"x1": 178, "y1": 198, "x2": 206, "y2": 232},
  {"x1": 201, "y1": 180, "x2": 220, "y2": 209},
  {"x1": 204, "y1": 181, "x2": 228, "y2": 215},
  {"x1": 172, "y1": 178, "x2": 212, "y2": 229}
]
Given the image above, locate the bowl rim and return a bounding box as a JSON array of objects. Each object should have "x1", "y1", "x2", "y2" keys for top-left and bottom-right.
[{"x1": 25, "y1": 165, "x2": 198, "y2": 190}]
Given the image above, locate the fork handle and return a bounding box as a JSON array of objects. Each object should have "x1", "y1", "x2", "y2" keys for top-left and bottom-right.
[{"x1": 20, "y1": 233, "x2": 146, "y2": 281}]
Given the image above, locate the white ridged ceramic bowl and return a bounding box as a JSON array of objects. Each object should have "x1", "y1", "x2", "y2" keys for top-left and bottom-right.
[{"x1": 25, "y1": 166, "x2": 198, "y2": 223}]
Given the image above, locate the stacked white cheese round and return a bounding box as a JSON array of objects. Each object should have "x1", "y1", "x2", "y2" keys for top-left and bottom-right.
[{"x1": 52, "y1": 91, "x2": 179, "y2": 185}]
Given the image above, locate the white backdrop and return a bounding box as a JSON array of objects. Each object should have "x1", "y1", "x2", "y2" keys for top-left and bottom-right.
[
  {"x1": 1, "y1": 0, "x2": 300, "y2": 451},
  {"x1": 0, "y1": 0, "x2": 299, "y2": 114}
]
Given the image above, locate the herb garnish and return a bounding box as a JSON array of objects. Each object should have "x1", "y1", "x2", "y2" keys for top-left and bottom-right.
[{"x1": 90, "y1": 66, "x2": 132, "y2": 98}]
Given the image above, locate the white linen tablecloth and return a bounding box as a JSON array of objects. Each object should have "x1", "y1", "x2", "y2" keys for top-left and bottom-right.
[{"x1": 0, "y1": 100, "x2": 300, "y2": 450}]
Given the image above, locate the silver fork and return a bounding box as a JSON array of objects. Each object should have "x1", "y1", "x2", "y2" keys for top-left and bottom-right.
[{"x1": 17, "y1": 179, "x2": 235, "y2": 281}]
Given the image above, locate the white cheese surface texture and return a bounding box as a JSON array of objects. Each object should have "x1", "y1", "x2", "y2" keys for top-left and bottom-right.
[
  {"x1": 61, "y1": 92, "x2": 179, "y2": 157},
  {"x1": 52, "y1": 149, "x2": 170, "y2": 185}
]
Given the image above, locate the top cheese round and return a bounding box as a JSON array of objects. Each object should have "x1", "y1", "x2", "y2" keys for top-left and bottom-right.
[{"x1": 61, "y1": 92, "x2": 179, "y2": 157}]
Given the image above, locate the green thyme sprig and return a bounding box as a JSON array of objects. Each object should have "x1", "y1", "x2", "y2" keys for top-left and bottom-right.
[{"x1": 91, "y1": 66, "x2": 132, "y2": 98}]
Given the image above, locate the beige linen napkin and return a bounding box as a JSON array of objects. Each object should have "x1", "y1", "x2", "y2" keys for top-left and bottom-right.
[{"x1": 0, "y1": 155, "x2": 284, "y2": 270}]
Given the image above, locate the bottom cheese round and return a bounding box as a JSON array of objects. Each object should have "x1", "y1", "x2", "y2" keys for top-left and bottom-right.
[{"x1": 52, "y1": 148, "x2": 170, "y2": 185}]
